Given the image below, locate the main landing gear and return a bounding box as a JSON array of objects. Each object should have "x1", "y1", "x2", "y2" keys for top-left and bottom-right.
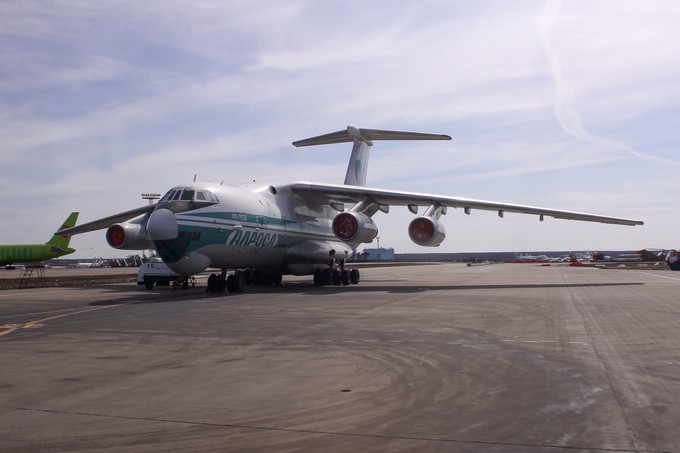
[
  {"x1": 313, "y1": 259, "x2": 360, "y2": 287},
  {"x1": 205, "y1": 269, "x2": 283, "y2": 294}
]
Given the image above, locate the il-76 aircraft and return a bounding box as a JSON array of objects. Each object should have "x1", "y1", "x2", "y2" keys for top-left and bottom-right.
[{"x1": 59, "y1": 126, "x2": 643, "y2": 292}]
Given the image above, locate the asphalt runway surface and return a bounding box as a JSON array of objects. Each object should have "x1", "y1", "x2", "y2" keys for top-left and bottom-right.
[{"x1": 1, "y1": 263, "x2": 679, "y2": 452}]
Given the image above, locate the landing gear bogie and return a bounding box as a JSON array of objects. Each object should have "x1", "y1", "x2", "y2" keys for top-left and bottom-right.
[
  {"x1": 206, "y1": 269, "x2": 284, "y2": 294},
  {"x1": 313, "y1": 260, "x2": 360, "y2": 287}
]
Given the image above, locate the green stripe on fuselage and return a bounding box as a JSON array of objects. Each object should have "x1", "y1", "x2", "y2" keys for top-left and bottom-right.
[{"x1": 154, "y1": 211, "x2": 336, "y2": 264}]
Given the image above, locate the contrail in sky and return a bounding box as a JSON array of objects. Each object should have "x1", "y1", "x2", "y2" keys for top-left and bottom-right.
[{"x1": 538, "y1": 0, "x2": 677, "y2": 164}]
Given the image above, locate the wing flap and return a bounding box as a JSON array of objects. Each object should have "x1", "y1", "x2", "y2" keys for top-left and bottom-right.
[{"x1": 289, "y1": 182, "x2": 644, "y2": 226}]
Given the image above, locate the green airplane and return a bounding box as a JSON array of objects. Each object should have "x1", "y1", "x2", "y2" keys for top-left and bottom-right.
[{"x1": 0, "y1": 212, "x2": 79, "y2": 267}]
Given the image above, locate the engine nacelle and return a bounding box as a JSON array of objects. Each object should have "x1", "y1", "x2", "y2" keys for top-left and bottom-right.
[
  {"x1": 332, "y1": 212, "x2": 378, "y2": 243},
  {"x1": 408, "y1": 216, "x2": 446, "y2": 247},
  {"x1": 106, "y1": 223, "x2": 153, "y2": 250}
]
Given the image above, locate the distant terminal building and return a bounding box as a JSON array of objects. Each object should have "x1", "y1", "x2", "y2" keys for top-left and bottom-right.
[{"x1": 359, "y1": 247, "x2": 395, "y2": 261}]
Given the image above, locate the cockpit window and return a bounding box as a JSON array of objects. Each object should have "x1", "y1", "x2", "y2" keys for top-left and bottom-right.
[
  {"x1": 161, "y1": 187, "x2": 218, "y2": 203},
  {"x1": 160, "y1": 190, "x2": 173, "y2": 202},
  {"x1": 180, "y1": 189, "x2": 194, "y2": 201}
]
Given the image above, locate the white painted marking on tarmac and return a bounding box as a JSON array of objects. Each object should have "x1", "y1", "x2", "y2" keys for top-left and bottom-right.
[
  {"x1": 500, "y1": 339, "x2": 589, "y2": 346},
  {"x1": 634, "y1": 272, "x2": 680, "y2": 282},
  {"x1": 92, "y1": 328, "x2": 205, "y2": 335}
]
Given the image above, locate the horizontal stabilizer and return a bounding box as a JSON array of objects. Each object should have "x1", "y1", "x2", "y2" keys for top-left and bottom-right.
[{"x1": 292, "y1": 125, "x2": 451, "y2": 147}]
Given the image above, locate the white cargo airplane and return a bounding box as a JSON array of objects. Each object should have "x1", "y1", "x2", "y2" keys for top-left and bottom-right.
[{"x1": 59, "y1": 126, "x2": 643, "y2": 292}]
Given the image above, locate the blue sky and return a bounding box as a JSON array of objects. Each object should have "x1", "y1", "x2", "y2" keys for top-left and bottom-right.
[{"x1": 1, "y1": 0, "x2": 678, "y2": 258}]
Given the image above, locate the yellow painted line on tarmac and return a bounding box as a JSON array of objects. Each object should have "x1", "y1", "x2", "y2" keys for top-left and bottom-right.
[
  {"x1": 1, "y1": 307, "x2": 92, "y2": 319},
  {"x1": 0, "y1": 304, "x2": 119, "y2": 338}
]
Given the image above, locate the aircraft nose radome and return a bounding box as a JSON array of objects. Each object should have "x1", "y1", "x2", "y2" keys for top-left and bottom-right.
[{"x1": 146, "y1": 208, "x2": 178, "y2": 240}]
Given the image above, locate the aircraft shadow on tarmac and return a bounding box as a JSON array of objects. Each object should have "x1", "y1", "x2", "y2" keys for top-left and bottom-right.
[
  {"x1": 295, "y1": 281, "x2": 645, "y2": 295},
  {"x1": 85, "y1": 281, "x2": 645, "y2": 306}
]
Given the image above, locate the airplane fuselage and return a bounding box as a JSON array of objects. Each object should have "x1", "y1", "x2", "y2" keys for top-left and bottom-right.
[
  {"x1": 146, "y1": 183, "x2": 354, "y2": 276},
  {"x1": 0, "y1": 244, "x2": 75, "y2": 266}
]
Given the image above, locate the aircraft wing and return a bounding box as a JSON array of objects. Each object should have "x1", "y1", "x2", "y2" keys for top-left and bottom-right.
[
  {"x1": 56, "y1": 205, "x2": 156, "y2": 236},
  {"x1": 289, "y1": 182, "x2": 644, "y2": 226}
]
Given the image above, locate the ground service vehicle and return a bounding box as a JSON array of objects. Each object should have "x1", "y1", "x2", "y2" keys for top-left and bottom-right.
[
  {"x1": 137, "y1": 261, "x2": 179, "y2": 289},
  {"x1": 666, "y1": 250, "x2": 680, "y2": 270}
]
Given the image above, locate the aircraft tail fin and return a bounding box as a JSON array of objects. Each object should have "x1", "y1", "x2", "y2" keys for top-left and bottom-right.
[
  {"x1": 292, "y1": 126, "x2": 451, "y2": 186},
  {"x1": 46, "y1": 212, "x2": 79, "y2": 247}
]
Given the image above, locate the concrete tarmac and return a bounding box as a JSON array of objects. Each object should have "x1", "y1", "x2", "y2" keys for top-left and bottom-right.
[{"x1": 1, "y1": 263, "x2": 679, "y2": 452}]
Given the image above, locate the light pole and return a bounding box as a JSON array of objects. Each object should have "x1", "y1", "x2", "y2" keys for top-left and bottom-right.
[{"x1": 141, "y1": 193, "x2": 161, "y2": 205}]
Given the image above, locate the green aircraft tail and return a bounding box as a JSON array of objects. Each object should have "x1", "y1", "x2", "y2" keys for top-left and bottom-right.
[{"x1": 46, "y1": 212, "x2": 79, "y2": 247}]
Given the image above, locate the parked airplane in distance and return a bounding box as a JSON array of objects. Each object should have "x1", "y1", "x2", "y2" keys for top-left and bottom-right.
[
  {"x1": 58, "y1": 126, "x2": 643, "y2": 292},
  {"x1": 1, "y1": 212, "x2": 79, "y2": 268}
]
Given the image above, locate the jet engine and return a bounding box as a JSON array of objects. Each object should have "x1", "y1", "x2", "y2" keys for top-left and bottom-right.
[
  {"x1": 332, "y1": 212, "x2": 378, "y2": 243},
  {"x1": 408, "y1": 216, "x2": 446, "y2": 247},
  {"x1": 106, "y1": 223, "x2": 153, "y2": 250}
]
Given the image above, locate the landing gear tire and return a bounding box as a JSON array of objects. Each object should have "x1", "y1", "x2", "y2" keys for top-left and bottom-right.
[
  {"x1": 206, "y1": 274, "x2": 217, "y2": 293},
  {"x1": 226, "y1": 274, "x2": 243, "y2": 293},
  {"x1": 206, "y1": 273, "x2": 227, "y2": 293},
  {"x1": 350, "y1": 268, "x2": 360, "y2": 284},
  {"x1": 313, "y1": 268, "x2": 333, "y2": 286},
  {"x1": 241, "y1": 269, "x2": 254, "y2": 286},
  {"x1": 314, "y1": 269, "x2": 331, "y2": 286},
  {"x1": 341, "y1": 269, "x2": 350, "y2": 286},
  {"x1": 314, "y1": 269, "x2": 325, "y2": 286}
]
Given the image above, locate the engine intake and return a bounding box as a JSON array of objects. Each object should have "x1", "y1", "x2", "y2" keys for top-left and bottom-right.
[
  {"x1": 106, "y1": 223, "x2": 153, "y2": 250},
  {"x1": 332, "y1": 212, "x2": 378, "y2": 243},
  {"x1": 408, "y1": 216, "x2": 446, "y2": 247}
]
